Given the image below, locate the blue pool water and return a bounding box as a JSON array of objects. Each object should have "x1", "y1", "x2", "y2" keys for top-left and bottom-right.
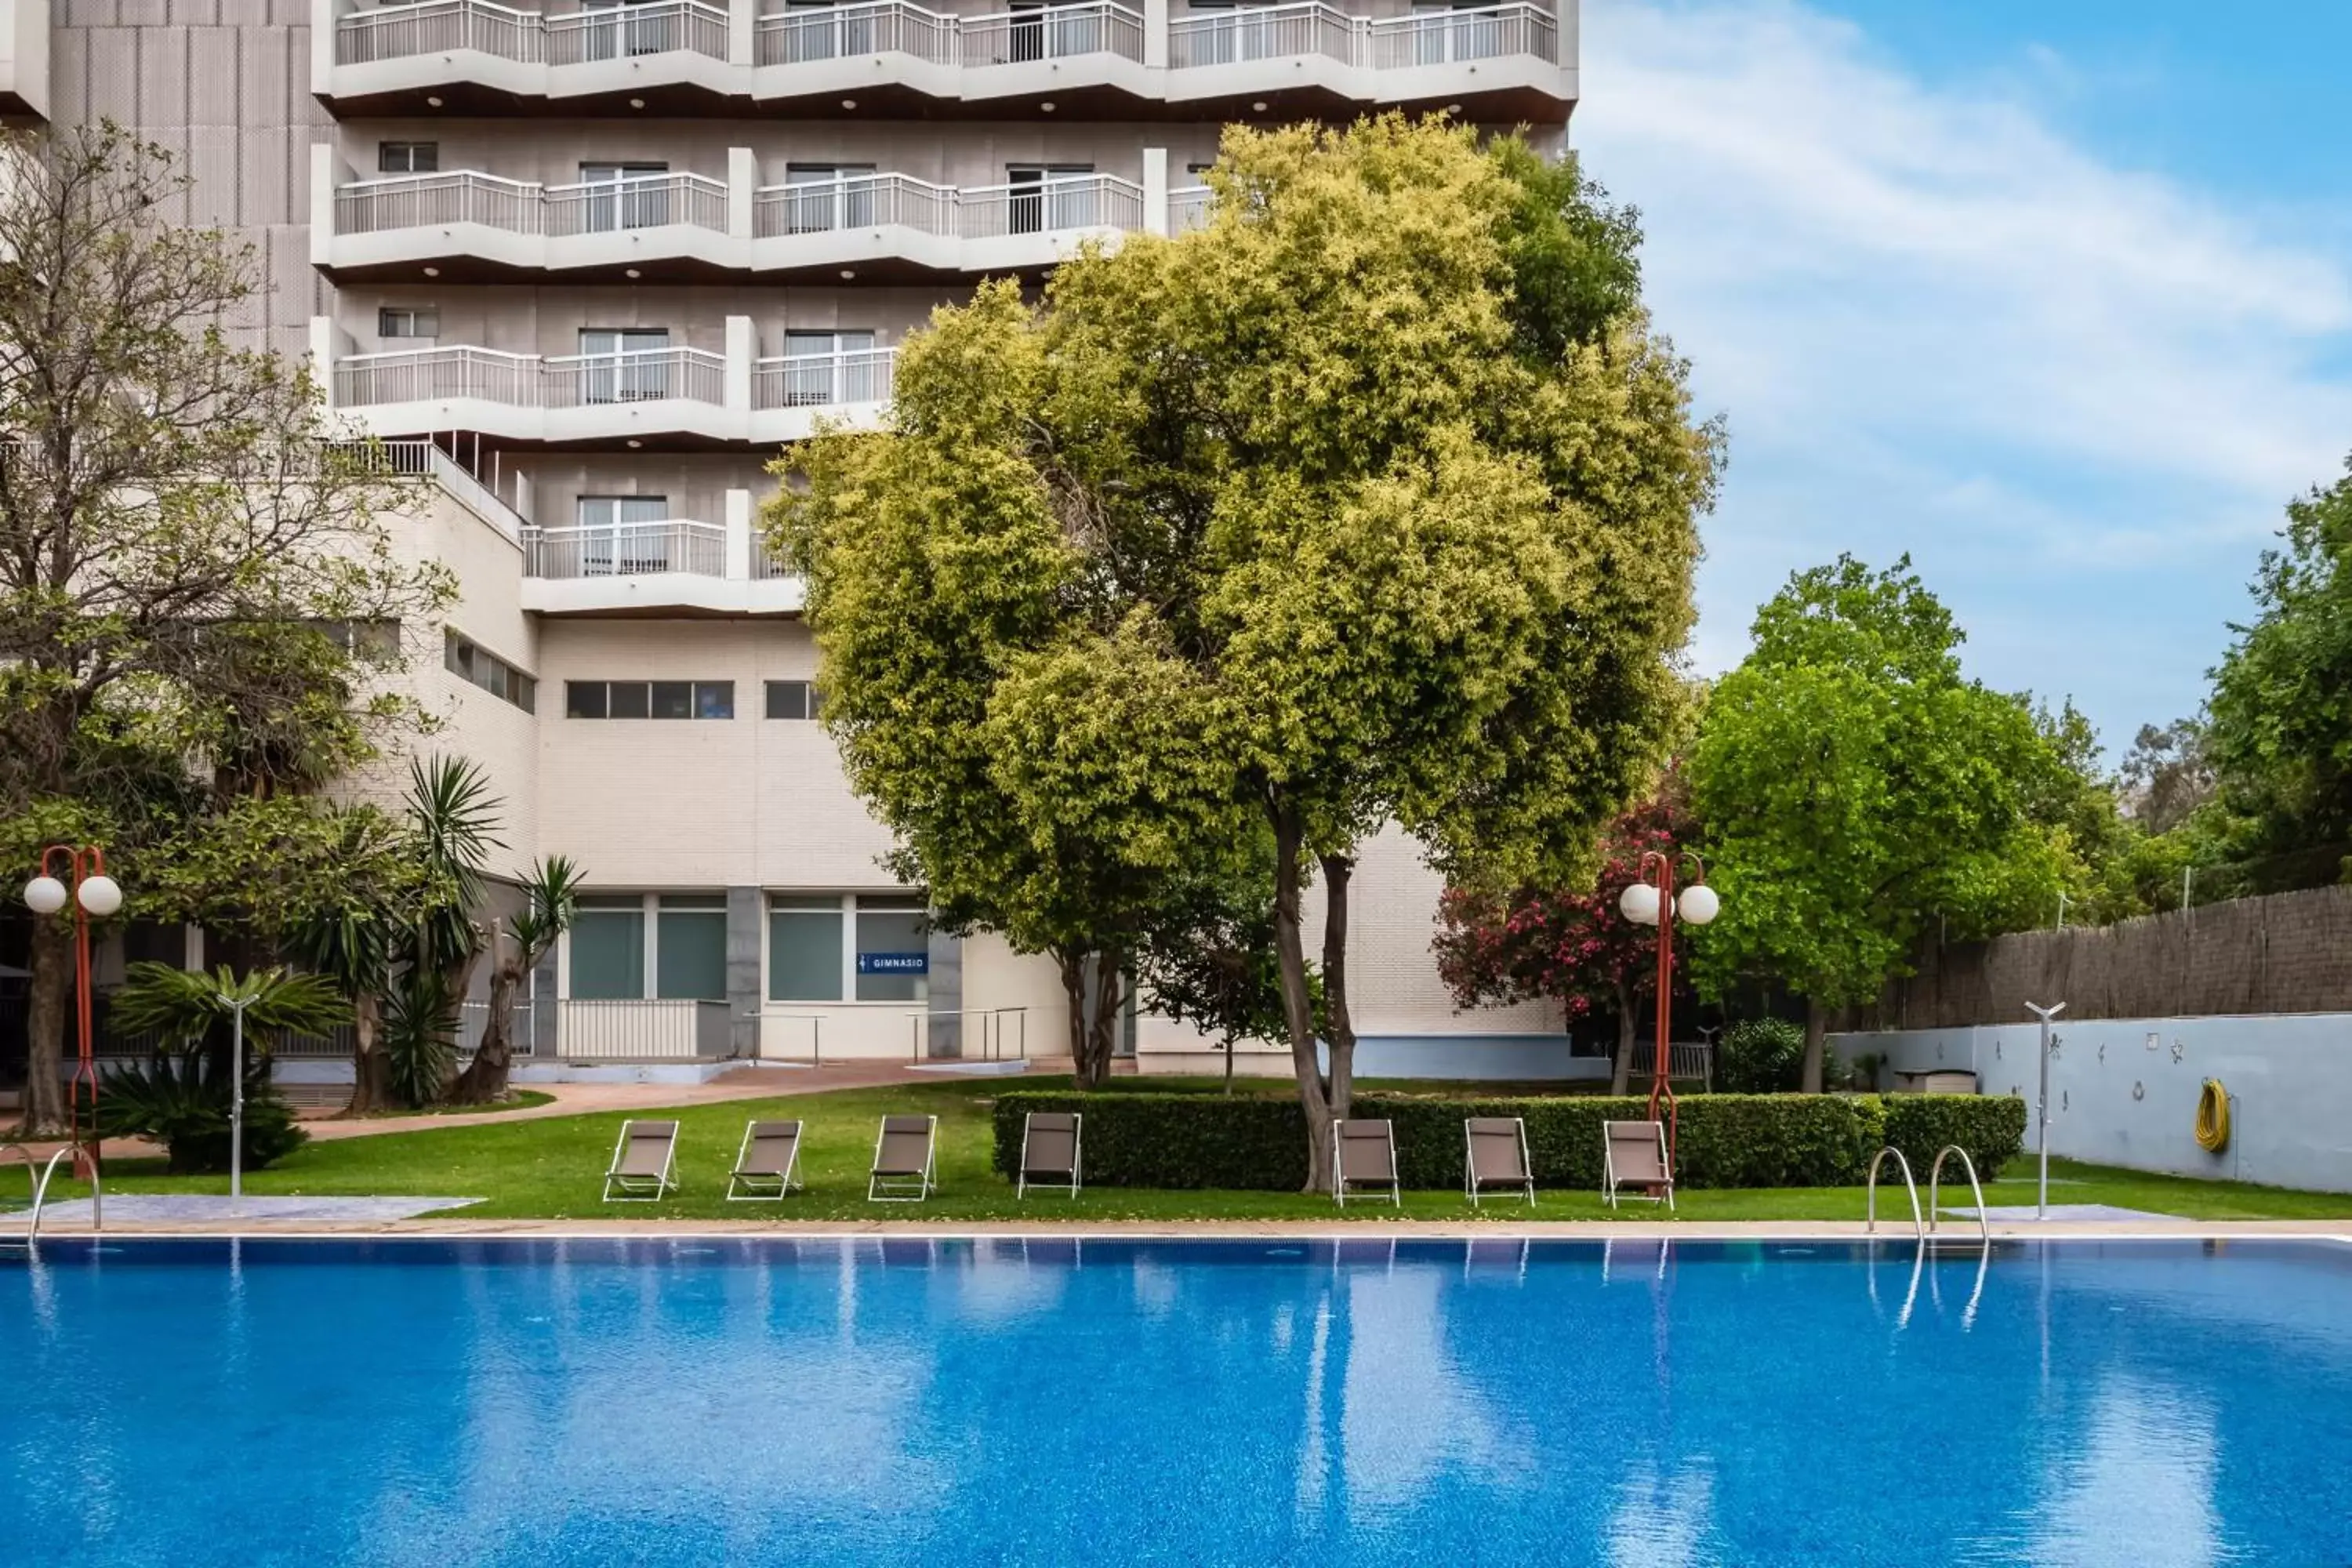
[{"x1": 4, "y1": 1236, "x2": 2350, "y2": 1566}]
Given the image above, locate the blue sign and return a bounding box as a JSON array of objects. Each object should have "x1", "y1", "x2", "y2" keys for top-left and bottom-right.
[{"x1": 858, "y1": 951, "x2": 929, "y2": 975}]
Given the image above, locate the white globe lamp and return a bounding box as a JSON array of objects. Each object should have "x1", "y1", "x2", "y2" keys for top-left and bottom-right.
[
  {"x1": 23, "y1": 876, "x2": 67, "y2": 915},
  {"x1": 1618, "y1": 881, "x2": 1661, "y2": 927},
  {"x1": 1679, "y1": 883, "x2": 1721, "y2": 927},
  {"x1": 77, "y1": 875, "x2": 124, "y2": 918}
]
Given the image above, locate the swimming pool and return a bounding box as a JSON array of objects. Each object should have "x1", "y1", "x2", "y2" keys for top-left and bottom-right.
[{"x1": 4, "y1": 1236, "x2": 2347, "y2": 1566}]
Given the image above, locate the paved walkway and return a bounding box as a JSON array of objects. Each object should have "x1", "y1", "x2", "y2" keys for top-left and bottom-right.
[{"x1": 4, "y1": 1058, "x2": 1073, "y2": 1162}]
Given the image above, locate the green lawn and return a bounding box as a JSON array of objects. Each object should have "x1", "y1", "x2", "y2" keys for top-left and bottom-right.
[{"x1": 19, "y1": 1075, "x2": 2352, "y2": 1224}]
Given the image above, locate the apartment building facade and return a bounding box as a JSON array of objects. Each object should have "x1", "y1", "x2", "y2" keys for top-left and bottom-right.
[{"x1": 13, "y1": 0, "x2": 1591, "y2": 1078}]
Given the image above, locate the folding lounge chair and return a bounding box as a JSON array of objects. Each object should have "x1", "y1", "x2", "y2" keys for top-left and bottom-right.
[
  {"x1": 1017, "y1": 1111, "x2": 1082, "y2": 1199},
  {"x1": 869, "y1": 1114, "x2": 938, "y2": 1202},
  {"x1": 1464, "y1": 1116, "x2": 1535, "y2": 1207},
  {"x1": 1602, "y1": 1120, "x2": 1675, "y2": 1211},
  {"x1": 601, "y1": 1119, "x2": 680, "y2": 1203},
  {"x1": 726, "y1": 1119, "x2": 804, "y2": 1201},
  {"x1": 1333, "y1": 1119, "x2": 1400, "y2": 1207}
]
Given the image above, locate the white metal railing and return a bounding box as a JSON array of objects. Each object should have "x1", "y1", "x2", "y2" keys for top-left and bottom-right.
[
  {"x1": 956, "y1": 174, "x2": 1142, "y2": 238},
  {"x1": 750, "y1": 537, "x2": 795, "y2": 579},
  {"x1": 553, "y1": 998, "x2": 734, "y2": 1059},
  {"x1": 754, "y1": 0, "x2": 958, "y2": 65},
  {"x1": 336, "y1": 346, "x2": 728, "y2": 409},
  {"x1": 336, "y1": 0, "x2": 728, "y2": 66},
  {"x1": 1628, "y1": 1040, "x2": 1714, "y2": 1089},
  {"x1": 753, "y1": 347, "x2": 897, "y2": 410},
  {"x1": 755, "y1": 173, "x2": 957, "y2": 239},
  {"x1": 1167, "y1": 2, "x2": 1557, "y2": 71},
  {"x1": 524, "y1": 520, "x2": 728, "y2": 579},
  {"x1": 546, "y1": 172, "x2": 730, "y2": 236},
  {"x1": 961, "y1": 2, "x2": 1145, "y2": 66},
  {"x1": 546, "y1": 0, "x2": 730, "y2": 64},
  {"x1": 1168, "y1": 184, "x2": 1214, "y2": 234},
  {"x1": 338, "y1": 170, "x2": 729, "y2": 238}
]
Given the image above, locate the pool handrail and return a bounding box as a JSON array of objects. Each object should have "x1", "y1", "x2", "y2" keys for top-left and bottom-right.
[
  {"x1": 1927, "y1": 1144, "x2": 1992, "y2": 1247},
  {"x1": 1865, "y1": 1145, "x2": 1923, "y2": 1241},
  {"x1": 0, "y1": 1143, "x2": 95, "y2": 1240}
]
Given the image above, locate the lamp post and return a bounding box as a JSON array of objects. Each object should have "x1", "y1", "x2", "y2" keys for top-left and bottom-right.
[
  {"x1": 23, "y1": 845, "x2": 125, "y2": 1190},
  {"x1": 1619, "y1": 850, "x2": 1720, "y2": 1170}
]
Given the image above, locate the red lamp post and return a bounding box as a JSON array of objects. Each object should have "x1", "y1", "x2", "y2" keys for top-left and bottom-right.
[
  {"x1": 1618, "y1": 849, "x2": 1719, "y2": 1172},
  {"x1": 23, "y1": 845, "x2": 124, "y2": 1183}
]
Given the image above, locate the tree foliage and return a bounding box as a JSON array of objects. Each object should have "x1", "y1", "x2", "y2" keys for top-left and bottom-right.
[
  {"x1": 1689, "y1": 555, "x2": 2061, "y2": 1087},
  {"x1": 0, "y1": 122, "x2": 449, "y2": 1132},
  {"x1": 1435, "y1": 786, "x2": 1697, "y2": 1094},
  {"x1": 774, "y1": 117, "x2": 1718, "y2": 1183}
]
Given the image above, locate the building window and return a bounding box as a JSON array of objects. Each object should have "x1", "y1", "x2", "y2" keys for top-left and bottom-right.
[
  {"x1": 379, "y1": 307, "x2": 438, "y2": 339},
  {"x1": 564, "y1": 680, "x2": 732, "y2": 720},
  {"x1": 445, "y1": 630, "x2": 536, "y2": 713},
  {"x1": 379, "y1": 141, "x2": 439, "y2": 174},
  {"x1": 319, "y1": 619, "x2": 401, "y2": 659},
  {"x1": 766, "y1": 893, "x2": 927, "y2": 1004},
  {"x1": 764, "y1": 680, "x2": 821, "y2": 720},
  {"x1": 568, "y1": 896, "x2": 646, "y2": 1000},
  {"x1": 567, "y1": 893, "x2": 729, "y2": 1001},
  {"x1": 768, "y1": 895, "x2": 844, "y2": 1002}
]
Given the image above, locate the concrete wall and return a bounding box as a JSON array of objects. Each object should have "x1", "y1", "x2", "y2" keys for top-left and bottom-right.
[{"x1": 1829, "y1": 1014, "x2": 2352, "y2": 1194}]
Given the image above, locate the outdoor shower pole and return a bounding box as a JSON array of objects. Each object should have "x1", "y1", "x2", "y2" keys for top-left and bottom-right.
[
  {"x1": 227, "y1": 993, "x2": 255, "y2": 1208},
  {"x1": 2025, "y1": 1000, "x2": 2067, "y2": 1220}
]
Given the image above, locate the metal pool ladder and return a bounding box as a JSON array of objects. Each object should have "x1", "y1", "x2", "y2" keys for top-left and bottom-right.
[
  {"x1": 1927, "y1": 1145, "x2": 1992, "y2": 1246},
  {"x1": 1865, "y1": 1146, "x2": 1923, "y2": 1241},
  {"x1": 0, "y1": 1144, "x2": 100, "y2": 1241}
]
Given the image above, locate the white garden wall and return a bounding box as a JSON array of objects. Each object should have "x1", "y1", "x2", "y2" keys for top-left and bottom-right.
[{"x1": 1829, "y1": 1013, "x2": 2352, "y2": 1193}]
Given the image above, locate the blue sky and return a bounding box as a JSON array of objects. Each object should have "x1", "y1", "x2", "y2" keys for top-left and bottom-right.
[{"x1": 1570, "y1": 0, "x2": 2352, "y2": 755}]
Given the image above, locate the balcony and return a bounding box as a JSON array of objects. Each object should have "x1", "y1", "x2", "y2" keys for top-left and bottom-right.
[
  {"x1": 1165, "y1": 2, "x2": 1569, "y2": 114},
  {"x1": 319, "y1": 318, "x2": 896, "y2": 446},
  {"x1": 315, "y1": 0, "x2": 1156, "y2": 115},
  {"x1": 312, "y1": 0, "x2": 1574, "y2": 119},
  {"x1": 0, "y1": 0, "x2": 47, "y2": 118},
  {"x1": 520, "y1": 514, "x2": 802, "y2": 615},
  {"x1": 314, "y1": 154, "x2": 1148, "y2": 282}
]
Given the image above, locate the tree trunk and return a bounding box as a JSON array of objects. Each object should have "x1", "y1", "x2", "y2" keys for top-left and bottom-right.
[
  {"x1": 344, "y1": 990, "x2": 388, "y2": 1115},
  {"x1": 1610, "y1": 978, "x2": 1635, "y2": 1097},
  {"x1": 1080, "y1": 953, "x2": 1125, "y2": 1090},
  {"x1": 20, "y1": 918, "x2": 72, "y2": 1138},
  {"x1": 445, "y1": 938, "x2": 521, "y2": 1105},
  {"x1": 1057, "y1": 950, "x2": 1096, "y2": 1087},
  {"x1": 1801, "y1": 996, "x2": 1828, "y2": 1094},
  {"x1": 1318, "y1": 853, "x2": 1356, "y2": 1124},
  {"x1": 1267, "y1": 800, "x2": 1334, "y2": 1195}
]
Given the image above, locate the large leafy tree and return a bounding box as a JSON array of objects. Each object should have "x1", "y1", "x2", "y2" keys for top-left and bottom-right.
[
  {"x1": 0, "y1": 122, "x2": 448, "y2": 1132},
  {"x1": 776, "y1": 118, "x2": 1718, "y2": 1186},
  {"x1": 1436, "y1": 788, "x2": 1696, "y2": 1095},
  {"x1": 2203, "y1": 458, "x2": 2352, "y2": 879},
  {"x1": 1690, "y1": 556, "x2": 2062, "y2": 1088}
]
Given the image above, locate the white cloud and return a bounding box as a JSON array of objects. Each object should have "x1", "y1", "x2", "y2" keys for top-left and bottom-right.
[{"x1": 1570, "y1": 0, "x2": 2352, "y2": 735}]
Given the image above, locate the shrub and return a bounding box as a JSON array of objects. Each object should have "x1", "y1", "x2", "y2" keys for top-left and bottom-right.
[
  {"x1": 1879, "y1": 1093, "x2": 2027, "y2": 1183},
  {"x1": 994, "y1": 1090, "x2": 1886, "y2": 1192},
  {"x1": 1716, "y1": 1018, "x2": 1806, "y2": 1092},
  {"x1": 94, "y1": 1050, "x2": 310, "y2": 1174}
]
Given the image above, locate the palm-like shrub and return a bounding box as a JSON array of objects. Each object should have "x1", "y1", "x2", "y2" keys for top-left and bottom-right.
[{"x1": 97, "y1": 964, "x2": 347, "y2": 1173}]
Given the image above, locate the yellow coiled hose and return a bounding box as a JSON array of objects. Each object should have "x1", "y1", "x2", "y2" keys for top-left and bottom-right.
[{"x1": 2194, "y1": 1079, "x2": 2230, "y2": 1153}]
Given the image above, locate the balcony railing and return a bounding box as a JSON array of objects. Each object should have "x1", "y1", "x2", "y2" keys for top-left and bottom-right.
[
  {"x1": 750, "y1": 0, "x2": 1143, "y2": 67},
  {"x1": 1169, "y1": 184, "x2": 1214, "y2": 234},
  {"x1": 753, "y1": 348, "x2": 897, "y2": 410},
  {"x1": 524, "y1": 520, "x2": 728, "y2": 579},
  {"x1": 753, "y1": 0, "x2": 958, "y2": 66},
  {"x1": 336, "y1": 170, "x2": 731, "y2": 238},
  {"x1": 335, "y1": 0, "x2": 730, "y2": 66},
  {"x1": 336, "y1": 346, "x2": 729, "y2": 409},
  {"x1": 1167, "y1": 2, "x2": 1557, "y2": 71},
  {"x1": 752, "y1": 172, "x2": 1141, "y2": 241}
]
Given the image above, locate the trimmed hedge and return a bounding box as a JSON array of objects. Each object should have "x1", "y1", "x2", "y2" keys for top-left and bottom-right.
[{"x1": 993, "y1": 1090, "x2": 2025, "y2": 1192}]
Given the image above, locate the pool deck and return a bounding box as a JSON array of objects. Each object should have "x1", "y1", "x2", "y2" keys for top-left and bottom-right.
[{"x1": 11, "y1": 1214, "x2": 2350, "y2": 1242}]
